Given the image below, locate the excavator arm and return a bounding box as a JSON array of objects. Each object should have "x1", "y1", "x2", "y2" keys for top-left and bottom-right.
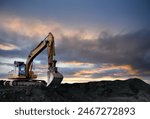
[
  {"x1": 26, "y1": 33, "x2": 55, "y2": 78},
  {"x1": 25, "y1": 32, "x2": 63, "y2": 87}
]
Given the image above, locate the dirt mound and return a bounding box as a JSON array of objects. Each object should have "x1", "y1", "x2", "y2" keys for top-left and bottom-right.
[{"x1": 0, "y1": 78, "x2": 150, "y2": 102}]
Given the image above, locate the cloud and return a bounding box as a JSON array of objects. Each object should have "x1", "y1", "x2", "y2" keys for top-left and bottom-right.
[
  {"x1": 0, "y1": 42, "x2": 20, "y2": 51},
  {"x1": 0, "y1": 63, "x2": 13, "y2": 74},
  {"x1": 0, "y1": 15, "x2": 150, "y2": 82},
  {"x1": 0, "y1": 15, "x2": 99, "y2": 40},
  {"x1": 57, "y1": 29, "x2": 150, "y2": 77},
  {"x1": 0, "y1": 15, "x2": 99, "y2": 58},
  {"x1": 74, "y1": 64, "x2": 138, "y2": 79},
  {"x1": 1, "y1": 17, "x2": 60, "y2": 39}
]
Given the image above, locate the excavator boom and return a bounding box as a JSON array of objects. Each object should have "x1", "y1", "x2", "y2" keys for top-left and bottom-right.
[{"x1": 26, "y1": 33, "x2": 55, "y2": 78}]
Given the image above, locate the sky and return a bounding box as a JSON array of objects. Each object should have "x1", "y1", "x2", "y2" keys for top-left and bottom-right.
[{"x1": 0, "y1": 0, "x2": 150, "y2": 83}]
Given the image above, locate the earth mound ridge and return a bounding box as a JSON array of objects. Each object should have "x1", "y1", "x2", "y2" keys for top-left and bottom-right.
[{"x1": 0, "y1": 78, "x2": 150, "y2": 101}]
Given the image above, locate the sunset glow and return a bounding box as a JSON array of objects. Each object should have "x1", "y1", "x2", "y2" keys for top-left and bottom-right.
[{"x1": 0, "y1": 0, "x2": 150, "y2": 83}]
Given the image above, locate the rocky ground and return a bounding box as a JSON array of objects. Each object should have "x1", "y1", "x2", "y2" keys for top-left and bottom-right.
[{"x1": 0, "y1": 78, "x2": 150, "y2": 102}]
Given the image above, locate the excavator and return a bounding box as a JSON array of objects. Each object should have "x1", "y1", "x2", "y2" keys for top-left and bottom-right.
[{"x1": 4, "y1": 33, "x2": 63, "y2": 87}]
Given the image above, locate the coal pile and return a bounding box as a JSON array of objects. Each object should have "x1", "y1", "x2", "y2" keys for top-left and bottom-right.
[{"x1": 0, "y1": 78, "x2": 150, "y2": 102}]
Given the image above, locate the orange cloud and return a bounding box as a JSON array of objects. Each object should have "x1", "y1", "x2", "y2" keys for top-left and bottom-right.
[
  {"x1": 111, "y1": 64, "x2": 138, "y2": 75},
  {"x1": 57, "y1": 61, "x2": 94, "y2": 68},
  {"x1": 32, "y1": 61, "x2": 138, "y2": 83},
  {"x1": 2, "y1": 17, "x2": 56, "y2": 38},
  {"x1": 74, "y1": 64, "x2": 138, "y2": 78},
  {"x1": 0, "y1": 43, "x2": 20, "y2": 51},
  {"x1": 1, "y1": 16, "x2": 99, "y2": 40}
]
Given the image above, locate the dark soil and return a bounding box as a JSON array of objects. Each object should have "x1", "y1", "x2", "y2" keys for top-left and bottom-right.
[{"x1": 0, "y1": 78, "x2": 150, "y2": 102}]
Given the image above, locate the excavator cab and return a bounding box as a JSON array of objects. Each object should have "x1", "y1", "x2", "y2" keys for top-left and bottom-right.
[
  {"x1": 8, "y1": 61, "x2": 26, "y2": 79},
  {"x1": 14, "y1": 61, "x2": 26, "y2": 76},
  {"x1": 8, "y1": 61, "x2": 37, "y2": 80}
]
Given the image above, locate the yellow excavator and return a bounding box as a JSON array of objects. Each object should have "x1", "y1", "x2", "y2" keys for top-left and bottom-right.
[{"x1": 4, "y1": 33, "x2": 63, "y2": 87}]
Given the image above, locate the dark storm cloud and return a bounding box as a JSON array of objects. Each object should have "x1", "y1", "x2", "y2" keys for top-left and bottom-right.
[
  {"x1": 57, "y1": 29, "x2": 150, "y2": 75},
  {"x1": 0, "y1": 28, "x2": 42, "y2": 58},
  {"x1": 0, "y1": 28, "x2": 38, "y2": 47},
  {"x1": 1, "y1": 25, "x2": 150, "y2": 78},
  {"x1": 0, "y1": 49, "x2": 26, "y2": 59}
]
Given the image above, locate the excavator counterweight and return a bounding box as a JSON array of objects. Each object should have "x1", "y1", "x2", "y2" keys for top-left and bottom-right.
[{"x1": 5, "y1": 33, "x2": 63, "y2": 87}]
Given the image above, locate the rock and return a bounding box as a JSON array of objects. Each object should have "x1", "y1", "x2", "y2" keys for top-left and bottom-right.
[{"x1": 0, "y1": 78, "x2": 150, "y2": 101}]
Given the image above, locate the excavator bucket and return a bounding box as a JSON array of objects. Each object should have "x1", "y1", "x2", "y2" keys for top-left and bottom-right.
[{"x1": 47, "y1": 71, "x2": 63, "y2": 88}]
